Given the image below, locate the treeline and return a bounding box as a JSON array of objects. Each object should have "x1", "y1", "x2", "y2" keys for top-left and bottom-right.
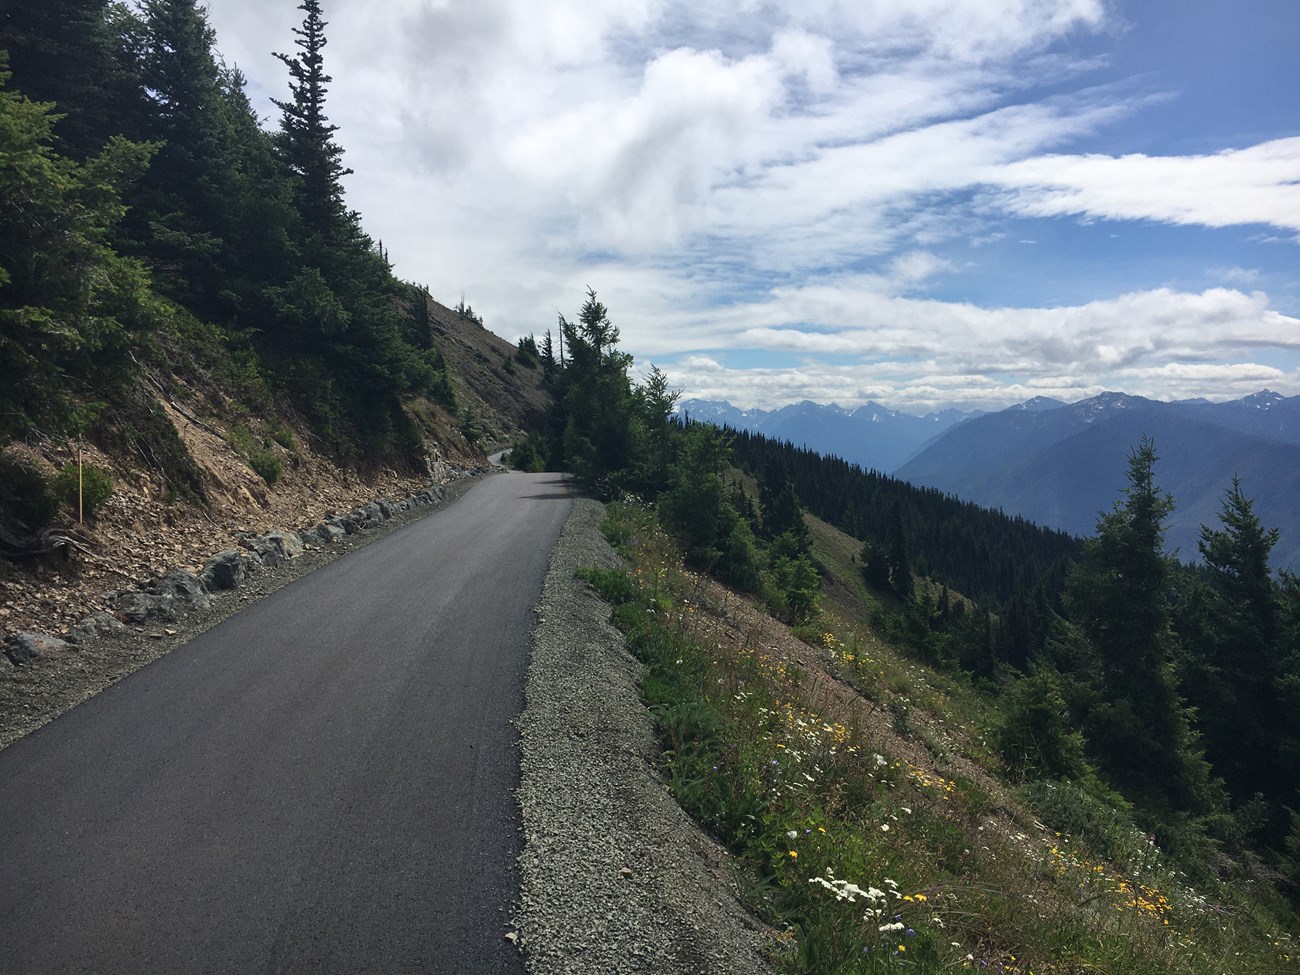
[
  {"x1": 0, "y1": 0, "x2": 453, "y2": 466},
  {"x1": 727, "y1": 431, "x2": 1081, "y2": 607},
  {"x1": 728, "y1": 428, "x2": 1300, "y2": 891}
]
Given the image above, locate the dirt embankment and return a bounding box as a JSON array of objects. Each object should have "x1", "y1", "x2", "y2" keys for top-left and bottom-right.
[{"x1": 0, "y1": 362, "x2": 506, "y2": 747}]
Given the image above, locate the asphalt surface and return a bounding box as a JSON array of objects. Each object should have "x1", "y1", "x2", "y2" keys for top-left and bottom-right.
[{"x1": 0, "y1": 472, "x2": 572, "y2": 974}]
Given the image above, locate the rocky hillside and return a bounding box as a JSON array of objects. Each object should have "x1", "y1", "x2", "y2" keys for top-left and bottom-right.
[{"x1": 0, "y1": 291, "x2": 548, "y2": 651}]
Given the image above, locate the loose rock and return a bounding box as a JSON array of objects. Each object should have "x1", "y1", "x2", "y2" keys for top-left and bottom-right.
[
  {"x1": 4, "y1": 632, "x2": 71, "y2": 666},
  {"x1": 65, "y1": 612, "x2": 128, "y2": 646},
  {"x1": 251, "y1": 530, "x2": 304, "y2": 567},
  {"x1": 200, "y1": 549, "x2": 248, "y2": 591}
]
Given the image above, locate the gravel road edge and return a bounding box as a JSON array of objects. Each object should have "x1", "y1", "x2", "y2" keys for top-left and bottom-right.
[{"x1": 517, "y1": 497, "x2": 775, "y2": 974}]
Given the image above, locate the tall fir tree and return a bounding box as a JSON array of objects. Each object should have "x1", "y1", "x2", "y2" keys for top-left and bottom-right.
[
  {"x1": 127, "y1": 0, "x2": 230, "y2": 312},
  {"x1": 1180, "y1": 479, "x2": 1295, "y2": 846},
  {"x1": 273, "y1": 0, "x2": 352, "y2": 251},
  {"x1": 1064, "y1": 438, "x2": 1219, "y2": 817},
  {"x1": 552, "y1": 289, "x2": 636, "y2": 491}
]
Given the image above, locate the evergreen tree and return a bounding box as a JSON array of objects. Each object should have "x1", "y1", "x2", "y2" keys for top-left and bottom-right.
[
  {"x1": 995, "y1": 662, "x2": 1087, "y2": 781},
  {"x1": 0, "y1": 60, "x2": 159, "y2": 436},
  {"x1": 539, "y1": 329, "x2": 556, "y2": 376},
  {"x1": 759, "y1": 461, "x2": 810, "y2": 553},
  {"x1": 1064, "y1": 439, "x2": 1218, "y2": 816},
  {"x1": 1181, "y1": 479, "x2": 1294, "y2": 846},
  {"x1": 637, "y1": 364, "x2": 679, "y2": 495},
  {"x1": 126, "y1": 0, "x2": 231, "y2": 312},
  {"x1": 659, "y1": 424, "x2": 760, "y2": 590},
  {"x1": 0, "y1": 0, "x2": 144, "y2": 158},
  {"x1": 886, "y1": 501, "x2": 914, "y2": 600},
  {"x1": 551, "y1": 289, "x2": 636, "y2": 492},
  {"x1": 273, "y1": 0, "x2": 352, "y2": 248},
  {"x1": 213, "y1": 66, "x2": 301, "y2": 312},
  {"x1": 860, "y1": 539, "x2": 892, "y2": 591}
]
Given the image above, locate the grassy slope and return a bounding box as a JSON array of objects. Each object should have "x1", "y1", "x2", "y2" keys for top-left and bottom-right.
[{"x1": 589, "y1": 502, "x2": 1299, "y2": 974}]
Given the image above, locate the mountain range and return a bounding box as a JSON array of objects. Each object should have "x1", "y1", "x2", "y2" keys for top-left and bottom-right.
[
  {"x1": 684, "y1": 390, "x2": 1300, "y2": 570},
  {"x1": 676, "y1": 399, "x2": 978, "y2": 473},
  {"x1": 897, "y1": 390, "x2": 1300, "y2": 570}
]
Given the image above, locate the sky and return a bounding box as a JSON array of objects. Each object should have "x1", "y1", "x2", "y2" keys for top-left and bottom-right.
[{"x1": 203, "y1": 0, "x2": 1300, "y2": 414}]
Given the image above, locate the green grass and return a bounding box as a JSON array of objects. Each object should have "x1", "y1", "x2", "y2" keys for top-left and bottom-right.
[{"x1": 586, "y1": 501, "x2": 1300, "y2": 974}]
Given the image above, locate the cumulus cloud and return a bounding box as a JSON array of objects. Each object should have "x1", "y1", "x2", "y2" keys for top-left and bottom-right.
[
  {"x1": 658, "y1": 284, "x2": 1300, "y2": 410},
  {"x1": 669, "y1": 354, "x2": 1300, "y2": 414}
]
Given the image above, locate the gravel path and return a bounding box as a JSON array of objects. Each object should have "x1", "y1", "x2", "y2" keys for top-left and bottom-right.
[{"x1": 517, "y1": 498, "x2": 775, "y2": 974}]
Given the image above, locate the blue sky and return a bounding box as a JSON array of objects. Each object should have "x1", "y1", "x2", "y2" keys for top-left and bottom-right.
[{"x1": 206, "y1": 0, "x2": 1299, "y2": 412}]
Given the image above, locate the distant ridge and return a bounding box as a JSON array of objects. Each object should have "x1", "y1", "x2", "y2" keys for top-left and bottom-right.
[
  {"x1": 676, "y1": 398, "x2": 980, "y2": 473},
  {"x1": 895, "y1": 389, "x2": 1300, "y2": 570}
]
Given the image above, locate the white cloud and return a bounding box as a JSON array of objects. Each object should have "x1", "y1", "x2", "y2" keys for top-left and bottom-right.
[
  {"x1": 992, "y1": 138, "x2": 1300, "y2": 231},
  {"x1": 669, "y1": 354, "x2": 1300, "y2": 414},
  {"x1": 199, "y1": 0, "x2": 1300, "y2": 414},
  {"x1": 721, "y1": 286, "x2": 1300, "y2": 366}
]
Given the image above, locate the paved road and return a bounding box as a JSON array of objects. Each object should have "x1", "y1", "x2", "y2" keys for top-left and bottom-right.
[{"x1": 0, "y1": 472, "x2": 572, "y2": 974}]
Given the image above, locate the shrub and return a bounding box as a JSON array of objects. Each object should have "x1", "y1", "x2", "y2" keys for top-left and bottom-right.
[
  {"x1": 52, "y1": 462, "x2": 113, "y2": 519},
  {"x1": 995, "y1": 663, "x2": 1087, "y2": 782},
  {"x1": 0, "y1": 451, "x2": 59, "y2": 527},
  {"x1": 249, "y1": 449, "x2": 283, "y2": 486},
  {"x1": 267, "y1": 423, "x2": 296, "y2": 451}
]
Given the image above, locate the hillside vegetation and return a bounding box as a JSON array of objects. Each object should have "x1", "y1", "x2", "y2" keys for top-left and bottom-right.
[
  {"x1": 0, "y1": 1, "x2": 544, "y2": 581},
  {"x1": 515, "y1": 291, "x2": 1300, "y2": 969}
]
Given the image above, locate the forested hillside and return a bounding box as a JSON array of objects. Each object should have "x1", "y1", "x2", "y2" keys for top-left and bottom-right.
[
  {"x1": 721, "y1": 427, "x2": 1300, "y2": 906},
  {"x1": 512, "y1": 285, "x2": 1300, "y2": 916},
  {"x1": 0, "y1": 0, "x2": 543, "y2": 556},
  {"x1": 898, "y1": 391, "x2": 1300, "y2": 570},
  {"x1": 516, "y1": 293, "x2": 1300, "y2": 965}
]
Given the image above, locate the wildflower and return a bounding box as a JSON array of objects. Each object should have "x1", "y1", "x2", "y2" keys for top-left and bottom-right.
[
  {"x1": 788, "y1": 850, "x2": 798, "y2": 859},
  {"x1": 881, "y1": 824, "x2": 890, "y2": 832},
  {"x1": 787, "y1": 830, "x2": 799, "y2": 839},
  {"x1": 879, "y1": 922, "x2": 904, "y2": 932}
]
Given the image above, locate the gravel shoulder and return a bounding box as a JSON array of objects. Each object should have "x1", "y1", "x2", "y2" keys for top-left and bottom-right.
[{"x1": 517, "y1": 498, "x2": 775, "y2": 974}]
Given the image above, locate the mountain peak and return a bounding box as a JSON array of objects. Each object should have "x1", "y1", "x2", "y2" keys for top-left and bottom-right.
[
  {"x1": 1240, "y1": 389, "x2": 1284, "y2": 409},
  {"x1": 1008, "y1": 396, "x2": 1067, "y2": 413}
]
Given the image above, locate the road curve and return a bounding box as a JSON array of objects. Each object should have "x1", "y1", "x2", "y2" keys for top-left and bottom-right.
[{"x1": 0, "y1": 472, "x2": 572, "y2": 974}]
